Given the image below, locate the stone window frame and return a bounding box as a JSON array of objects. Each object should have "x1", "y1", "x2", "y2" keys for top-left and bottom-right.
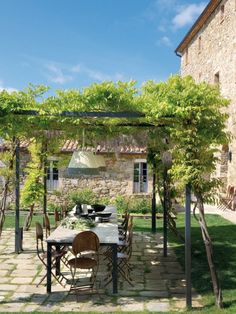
[
  {"x1": 198, "y1": 72, "x2": 202, "y2": 82},
  {"x1": 214, "y1": 71, "x2": 220, "y2": 85},
  {"x1": 47, "y1": 157, "x2": 59, "y2": 191},
  {"x1": 220, "y1": 4, "x2": 225, "y2": 23},
  {"x1": 198, "y1": 36, "x2": 202, "y2": 54},
  {"x1": 133, "y1": 158, "x2": 148, "y2": 194},
  {"x1": 185, "y1": 47, "x2": 189, "y2": 65}
]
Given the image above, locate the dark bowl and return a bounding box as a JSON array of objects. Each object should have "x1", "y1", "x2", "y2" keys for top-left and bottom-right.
[
  {"x1": 91, "y1": 204, "x2": 106, "y2": 212},
  {"x1": 80, "y1": 213, "x2": 88, "y2": 219},
  {"x1": 96, "y1": 212, "x2": 112, "y2": 218},
  {"x1": 88, "y1": 213, "x2": 96, "y2": 220}
]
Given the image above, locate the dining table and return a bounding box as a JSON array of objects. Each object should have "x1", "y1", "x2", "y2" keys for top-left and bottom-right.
[{"x1": 46, "y1": 205, "x2": 119, "y2": 294}]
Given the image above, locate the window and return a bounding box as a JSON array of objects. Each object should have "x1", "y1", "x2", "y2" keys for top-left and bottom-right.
[
  {"x1": 133, "y1": 160, "x2": 148, "y2": 193},
  {"x1": 220, "y1": 5, "x2": 224, "y2": 23},
  {"x1": 185, "y1": 47, "x2": 189, "y2": 65},
  {"x1": 214, "y1": 71, "x2": 220, "y2": 85},
  {"x1": 198, "y1": 72, "x2": 202, "y2": 82},
  {"x1": 47, "y1": 160, "x2": 59, "y2": 191},
  {"x1": 198, "y1": 36, "x2": 202, "y2": 53}
]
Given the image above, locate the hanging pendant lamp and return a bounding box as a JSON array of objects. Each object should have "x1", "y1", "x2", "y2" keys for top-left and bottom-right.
[{"x1": 68, "y1": 151, "x2": 106, "y2": 175}]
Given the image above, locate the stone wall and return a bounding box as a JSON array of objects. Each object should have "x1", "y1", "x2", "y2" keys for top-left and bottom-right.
[
  {"x1": 48, "y1": 153, "x2": 153, "y2": 204},
  {"x1": 1, "y1": 152, "x2": 152, "y2": 208},
  {"x1": 180, "y1": 0, "x2": 236, "y2": 188}
]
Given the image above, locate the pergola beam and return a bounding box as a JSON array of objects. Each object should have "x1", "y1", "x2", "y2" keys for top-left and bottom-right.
[
  {"x1": 15, "y1": 110, "x2": 145, "y2": 118},
  {"x1": 10, "y1": 107, "x2": 192, "y2": 307}
]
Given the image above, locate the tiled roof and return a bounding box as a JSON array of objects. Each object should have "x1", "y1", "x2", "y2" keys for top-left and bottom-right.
[
  {"x1": 0, "y1": 138, "x2": 147, "y2": 154},
  {"x1": 61, "y1": 139, "x2": 146, "y2": 154}
]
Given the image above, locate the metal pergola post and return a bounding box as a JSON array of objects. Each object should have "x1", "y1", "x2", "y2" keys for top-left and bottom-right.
[
  {"x1": 151, "y1": 171, "x2": 156, "y2": 233},
  {"x1": 15, "y1": 138, "x2": 21, "y2": 253},
  {"x1": 43, "y1": 141, "x2": 47, "y2": 215},
  {"x1": 163, "y1": 167, "x2": 168, "y2": 257},
  {"x1": 185, "y1": 183, "x2": 192, "y2": 309}
]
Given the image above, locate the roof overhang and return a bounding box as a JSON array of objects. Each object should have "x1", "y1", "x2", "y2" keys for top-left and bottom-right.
[{"x1": 175, "y1": 0, "x2": 222, "y2": 56}]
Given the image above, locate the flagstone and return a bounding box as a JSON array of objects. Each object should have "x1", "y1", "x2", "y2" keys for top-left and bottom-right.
[
  {"x1": 0, "y1": 284, "x2": 17, "y2": 291},
  {"x1": 0, "y1": 277, "x2": 12, "y2": 284},
  {"x1": 83, "y1": 302, "x2": 121, "y2": 312},
  {"x1": 10, "y1": 292, "x2": 31, "y2": 302},
  {"x1": 139, "y1": 290, "x2": 169, "y2": 298},
  {"x1": 0, "y1": 303, "x2": 26, "y2": 312},
  {"x1": 0, "y1": 270, "x2": 9, "y2": 277},
  {"x1": 120, "y1": 302, "x2": 144, "y2": 311},
  {"x1": 0, "y1": 263, "x2": 15, "y2": 270},
  {"x1": 10, "y1": 270, "x2": 37, "y2": 277},
  {"x1": 146, "y1": 301, "x2": 170, "y2": 312},
  {"x1": 11, "y1": 277, "x2": 33, "y2": 284},
  {"x1": 22, "y1": 303, "x2": 40, "y2": 312},
  {"x1": 15, "y1": 284, "x2": 45, "y2": 294},
  {"x1": 0, "y1": 228, "x2": 200, "y2": 311}
]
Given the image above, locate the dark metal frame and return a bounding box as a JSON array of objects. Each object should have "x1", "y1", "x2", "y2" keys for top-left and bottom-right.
[
  {"x1": 46, "y1": 240, "x2": 118, "y2": 294},
  {"x1": 12, "y1": 109, "x2": 192, "y2": 305}
]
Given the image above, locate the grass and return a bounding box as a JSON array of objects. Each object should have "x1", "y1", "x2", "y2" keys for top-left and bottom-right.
[
  {"x1": 168, "y1": 213, "x2": 236, "y2": 313},
  {"x1": 3, "y1": 212, "x2": 55, "y2": 229},
  {"x1": 135, "y1": 213, "x2": 236, "y2": 313}
]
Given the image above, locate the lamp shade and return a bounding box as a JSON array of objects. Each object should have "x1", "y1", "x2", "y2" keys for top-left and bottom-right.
[
  {"x1": 67, "y1": 151, "x2": 106, "y2": 175},
  {"x1": 161, "y1": 151, "x2": 172, "y2": 169}
]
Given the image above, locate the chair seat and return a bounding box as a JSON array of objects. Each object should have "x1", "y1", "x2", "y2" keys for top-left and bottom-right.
[
  {"x1": 68, "y1": 257, "x2": 97, "y2": 269},
  {"x1": 40, "y1": 249, "x2": 66, "y2": 260}
]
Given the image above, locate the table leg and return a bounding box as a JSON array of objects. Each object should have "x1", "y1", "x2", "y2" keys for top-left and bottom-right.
[
  {"x1": 47, "y1": 243, "x2": 52, "y2": 293},
  {"x1": 55, "y1": 244, "x2": 61, "y2": 276},
  {"x1": 112, "y1": 243, "x2": 118, "y2": 294}
]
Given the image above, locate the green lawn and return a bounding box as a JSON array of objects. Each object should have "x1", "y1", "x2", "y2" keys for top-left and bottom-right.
[
  {"x1": 168, "y1": 213, "x2": 236, "y2": 313},
  {"x1": 3, "y1": 213, "x2": 55, "y2": 229},
  {"x1": 134, "y1": 214, "x2": 236, "y2": 313}
]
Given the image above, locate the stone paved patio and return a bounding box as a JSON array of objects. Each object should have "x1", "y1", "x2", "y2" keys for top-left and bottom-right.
[{"x1": 0, "y1": 228, "x2": 201, "y2": 312}]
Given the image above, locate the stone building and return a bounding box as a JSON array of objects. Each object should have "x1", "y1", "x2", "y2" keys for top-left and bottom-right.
[
  {"x1": 175, "y1": 0, "x2": 236, "y2": 188},
  {"x1": 0, "y1": 137, "x2": 152, "y2": 204}
]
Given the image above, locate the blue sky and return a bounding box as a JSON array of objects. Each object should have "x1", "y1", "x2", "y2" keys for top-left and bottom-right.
[{"x1": 0, "y1": 0, "x2": 207, "y2": 92}]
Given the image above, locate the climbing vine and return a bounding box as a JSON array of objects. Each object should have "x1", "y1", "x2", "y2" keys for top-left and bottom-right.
[{"x1": 0, "y1": 76, "x2": 230, "y2": 307}]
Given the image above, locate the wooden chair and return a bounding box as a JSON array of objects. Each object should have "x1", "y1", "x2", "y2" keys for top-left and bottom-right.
[
  {"x1": 105, "y1": 217, "x2": 134, "y2": 286},
  {"x1": 54, "y1": 209, "x2": 61, "y2": 227},
  {"x1": 118, "y1": 212, "x2": 130, "y2": 241},
  {"x1": 43, "y1": 213, "x2": 51, "y2": 238},
  {"x1": 68, "y1": 231, "x2": 100, "y2": 298},
  {"x1": 35, "y1": 222, "x2": 67, "y2": 287},
  {"x1": 217, "y1": 185, "x2": 235, "y2": 211}
]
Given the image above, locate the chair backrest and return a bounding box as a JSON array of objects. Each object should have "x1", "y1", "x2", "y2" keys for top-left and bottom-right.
[
  {"x1": 43, "y1": 214, "x2": 50, "y2": 238},
  {"x1": 229, "y1": 186, "x2": 234, "y2": 196},
  {"x1": 54, "y1": 209, "x2": 61, "y2": 227},
  {"x1": 35, "y1": 222, "x2": 44, "y2": 253},
  {"x1": 72, "y1": 231, "x2": 100, "y2": 256}
]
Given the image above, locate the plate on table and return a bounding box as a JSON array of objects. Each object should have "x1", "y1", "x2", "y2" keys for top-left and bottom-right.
[{"x1": 96, "y1": 212, "x2": 112, "y2": 218}]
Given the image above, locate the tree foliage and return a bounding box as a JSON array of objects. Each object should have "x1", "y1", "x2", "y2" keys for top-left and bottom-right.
[{"x1": 0, "y1": 76, "x2": 230, "y2": 307}]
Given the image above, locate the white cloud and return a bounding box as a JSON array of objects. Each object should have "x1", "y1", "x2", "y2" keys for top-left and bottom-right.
[
  {"x1": 0, "y1": 80, "x2": 17, "y2": 93},
  {"x1": 172, "y1": 2, "x2": 206, "y2": 29},
  {"x1": 83, "y1": 67, "x2": 125, "y2": 82},
  {"x1": 45, "y1": 63, "x2": 73, "y2": 84},
  {"x1": 71, "y1": 64, "x2": 81, "y2": 73},
  {"x1": 145, "y1": 0, "x2": 177, "y2": 20},
  {"x1": 156, "y1": 36, "x2": 172, "y2": 47},
  {"x1": 24, "y1": 55, "x2": 127, "y2": 84}
]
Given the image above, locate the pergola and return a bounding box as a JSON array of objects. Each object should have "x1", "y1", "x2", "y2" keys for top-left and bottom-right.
[{"x1": 11, "y1": 109, "x2": 192, "y2": 308}]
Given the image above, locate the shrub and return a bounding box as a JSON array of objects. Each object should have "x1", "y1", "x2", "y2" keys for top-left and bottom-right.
[
  {"x1": 47, "y1": 202, "x2": 63, "y2": 213},
  {"x1": 68, "y1": 188, "x2": 98, "y2": 206},
  {"x1": 113, "y1": 195, "x2": 158, "y2": 215}
]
